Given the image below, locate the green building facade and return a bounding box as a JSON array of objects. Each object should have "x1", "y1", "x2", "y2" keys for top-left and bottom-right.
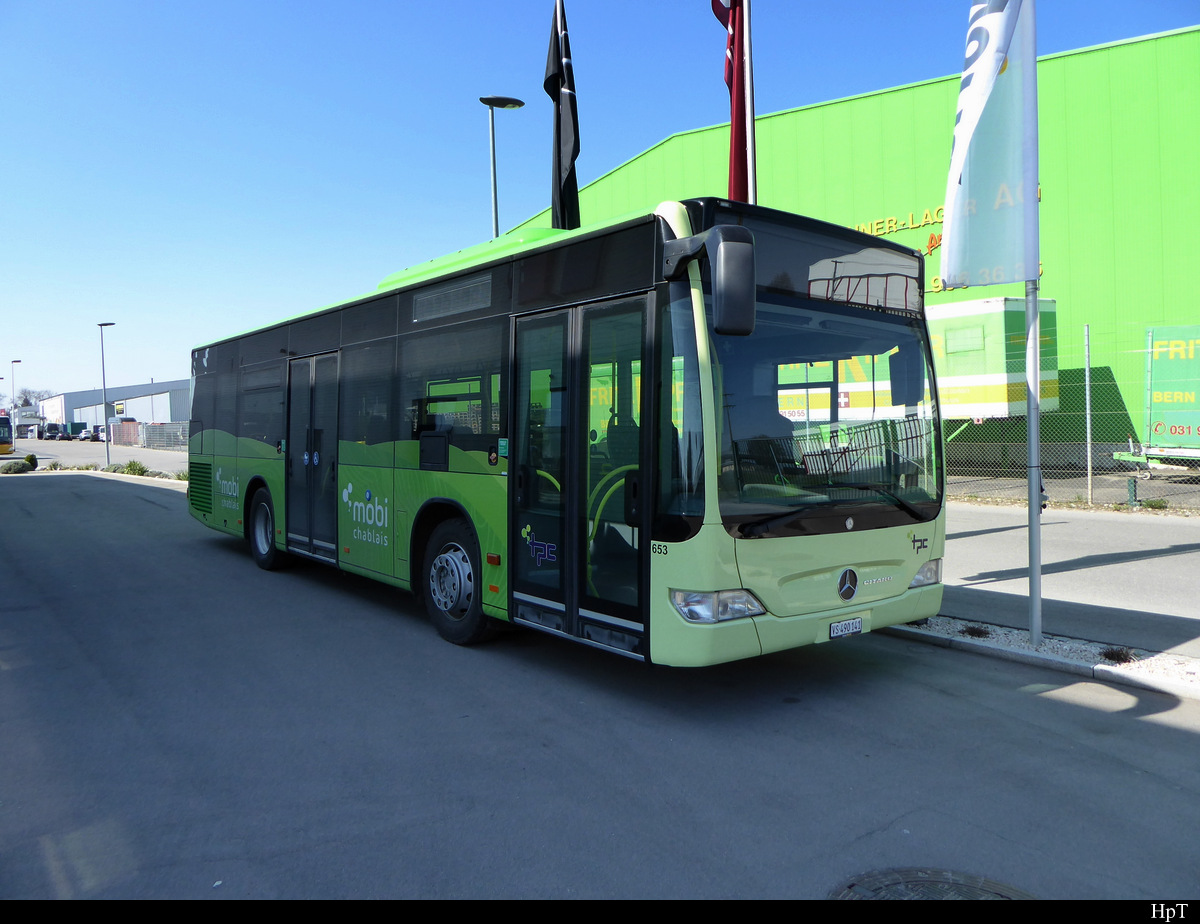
[{"x1": 517, "y1": 27, "x2": 1200, "y2": 465}]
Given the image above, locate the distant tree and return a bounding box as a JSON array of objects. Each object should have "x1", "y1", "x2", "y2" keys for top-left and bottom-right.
[{"x1": 18, "y1": 388, "x2": 54, "y2": 406}]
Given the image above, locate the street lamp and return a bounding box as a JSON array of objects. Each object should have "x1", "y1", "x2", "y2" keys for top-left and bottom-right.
[
  {"x1": 479, "y1": 95, "x2": 524, "y2": 239},
  {"x1": 98, "y1": 323, "x2": 114, "y2": 467},
  {"x1": 10, "y1": 360, "x2": 20, "y2": 443}
]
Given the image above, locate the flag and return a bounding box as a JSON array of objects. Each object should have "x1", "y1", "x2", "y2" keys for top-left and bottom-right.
[
  {"x1": 941, "y1": 0, "x2": 1039, "y2": 287},
  {"x1": 544, "y1": 0, "x2": 580, "y2": 230},
  {"x1": 712, "y1": 0, "x2": 756, "y2": 203}
]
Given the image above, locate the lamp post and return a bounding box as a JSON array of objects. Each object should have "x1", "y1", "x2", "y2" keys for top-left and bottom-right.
[
  {"x1": 98, "y1": 323, "x2": 114, "y2": 467},
  {"x1": 479, "y1": 95, "x2": 524, "y2": 239},
  {"x1": 10, "y1": 360, "x2": 20, "y2": 443}
]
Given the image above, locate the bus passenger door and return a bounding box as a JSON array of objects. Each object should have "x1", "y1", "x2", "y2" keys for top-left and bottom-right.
[
  {"x1": 511, "y1": 298, "x2": 647, "y2": 659},
  {"x1": 286, "y1": 353, "x2": 339, "y2": 561},
  {"x1": 511, "y1": 313, "x2": 569, "y2": 626}
]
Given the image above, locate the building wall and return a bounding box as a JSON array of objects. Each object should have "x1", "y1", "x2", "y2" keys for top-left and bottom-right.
[
  {"x1": 515, "y1": 27, "x2": 1200, "y2": 442},
  {"x1": 42, "y1": 379, "x2": 190, "y2": 428},
  {"x1": 41, "y1": 395, "x2": 66, "y2": 427}
]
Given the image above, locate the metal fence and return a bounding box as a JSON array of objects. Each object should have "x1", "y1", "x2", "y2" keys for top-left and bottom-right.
[
  {"x1": 141, "y1": 421, "x2": 189, "y2": 450},
  {"x1": 943, "y1": 322, "x2": 1200, "y2": 510},
  {"x1": 108, "y1": 421, "x2": 190, "y2": 450}
]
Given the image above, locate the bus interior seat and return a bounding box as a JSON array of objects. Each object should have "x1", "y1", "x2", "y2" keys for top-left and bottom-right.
[
  {"x1": 366, "y1": 414, "x2": 390, "y2": 445},
  {"x1": 732, "y1": 395, "x2": 795, "y2": 482}
]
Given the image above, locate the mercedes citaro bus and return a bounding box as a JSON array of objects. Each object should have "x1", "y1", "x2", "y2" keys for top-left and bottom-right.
[{"x1": 188, "y1": 199, "x2": 944, "y2": 666}]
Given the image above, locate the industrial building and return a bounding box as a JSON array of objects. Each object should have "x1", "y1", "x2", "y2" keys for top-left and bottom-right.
[
  {"x1": 38, "y1": 379, "x2": 189, "y2": 429},
  {"x1": 32, "y1": 379, "x2": 190, "y2": 447}
]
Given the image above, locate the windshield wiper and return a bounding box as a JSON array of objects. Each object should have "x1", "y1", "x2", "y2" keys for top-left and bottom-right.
[
  {"x1": 735, "y1": 482, "x2": 928, "y2": 537},
  {"x1": 828, "y1": 481, "x2": 927, "y2": 520},
  {"x1": 738, "y1": 506, "x2": 809, "y2": 538}
]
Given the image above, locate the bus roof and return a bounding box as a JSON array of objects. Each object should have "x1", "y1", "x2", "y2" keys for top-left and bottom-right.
[
  {"x1": 194, "y1": 205, "x2": 669, "y2": 350},
  {"x1": 192, "y1": 198, "x2": 922, "y2": 352}
]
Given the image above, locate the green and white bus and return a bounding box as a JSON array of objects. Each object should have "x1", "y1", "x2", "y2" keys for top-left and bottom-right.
[{"x1": 188, "y1": 198, "x2": 944, "y2": 666}]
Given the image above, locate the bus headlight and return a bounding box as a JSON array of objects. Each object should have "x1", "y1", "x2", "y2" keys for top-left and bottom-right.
[
  {"x1": 909, "y1": 559, "x2": 942, "y2": 588},
  {"x1": 671, "y1": 589, "x2": 766, "y2": 624}
]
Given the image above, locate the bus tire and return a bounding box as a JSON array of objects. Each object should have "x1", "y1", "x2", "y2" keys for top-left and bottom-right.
[
  {"x1": 248, "y1": 487, "x2": 285, "y2": 571},
  {"x1": 425, "y1": 518, "x2": 494, "y2": 645}
]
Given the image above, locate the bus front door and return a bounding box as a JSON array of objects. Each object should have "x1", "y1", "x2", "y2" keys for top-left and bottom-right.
[
  {"x1": 286, "y1": 353, "x2": 339, "y2": 562},
  {"x1": 511, "y1": 298, "x2": 648, "y2": 660}
]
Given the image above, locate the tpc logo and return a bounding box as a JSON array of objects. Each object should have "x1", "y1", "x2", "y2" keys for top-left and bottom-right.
[{"x1": 521, "y1": 524, "x2": 557, "y2": 567}]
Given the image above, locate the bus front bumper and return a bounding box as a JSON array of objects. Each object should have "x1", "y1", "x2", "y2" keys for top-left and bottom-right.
[{"x1": 650, "y1": 583, "x2": 944, "y2": 667}]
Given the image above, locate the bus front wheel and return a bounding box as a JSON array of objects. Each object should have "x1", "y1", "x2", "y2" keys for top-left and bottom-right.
[
  {"x1": 248, "y1": 488, "x2": 285, "y2": 571},
  {"x1": 425, "y1": 519, "x2": 495, "y2": 645}
]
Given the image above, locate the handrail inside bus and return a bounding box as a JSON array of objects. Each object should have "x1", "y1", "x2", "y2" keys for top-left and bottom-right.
[{"x1": 587, "y1": 464, "x2": 639, "y2": 544}]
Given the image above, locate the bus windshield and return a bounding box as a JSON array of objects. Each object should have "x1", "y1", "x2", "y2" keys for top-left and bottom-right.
[{"x1": 705, "y1": 218, "x2": 941, "y2": 538}]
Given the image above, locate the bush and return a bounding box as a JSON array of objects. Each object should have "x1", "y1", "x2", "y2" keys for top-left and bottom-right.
[
  {"x1": 46, "y1": 460, "x2": 64, "y2": 471},
  {"x1": 102, "y1": 464, "x2": 124, "y2": 473},
  {"x1": 123, "y1": 460, "x2": 148, "y2": 477},
  {"x1": 175, "y1": 470, "x2": 189, "y2": 481},
  {"x1": 24, "y1": 454, "x2": 38, "y2": 470},
  {"x1": 1, "y1": 460, "x2": 31, "y2": 474}
]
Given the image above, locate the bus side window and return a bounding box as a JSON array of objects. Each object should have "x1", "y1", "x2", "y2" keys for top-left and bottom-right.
[
  {"x1": 399, "y1": 321, "x2": 506, "y2": 453},
  {"x1": 339, "y1": 340, "x2": 396, "y2": 446}
]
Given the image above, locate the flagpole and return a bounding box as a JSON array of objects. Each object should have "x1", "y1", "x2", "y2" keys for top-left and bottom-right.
[
  {"x1": 942, "y1": 0, "x2": 1041, "y2": 646},
  {"x1": 743, "y1": 0, "x2": 757, "y2": 204},
  {"x1": 1023, "y1": 0, "x2": 1042, "y2": 647},
  {"x1": 1026, "y1": 278, "x2": 1042, "y2": 647}
]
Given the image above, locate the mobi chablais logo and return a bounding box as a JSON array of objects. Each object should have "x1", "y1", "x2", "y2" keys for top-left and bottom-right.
[
  {"x1": 215, "y1": 467, "x2": 239, "y2": 510},
  {"x1": 343, "y1": 482, "x2": 389, "y2": 547}
]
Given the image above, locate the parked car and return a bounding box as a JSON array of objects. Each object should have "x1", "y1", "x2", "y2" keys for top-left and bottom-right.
[
  {"x1": 42, "y1": 423, "x2": 62, "y2": 440},
  {"x1": 79, "y1": 428, "x2": 98, "y2": 442}
]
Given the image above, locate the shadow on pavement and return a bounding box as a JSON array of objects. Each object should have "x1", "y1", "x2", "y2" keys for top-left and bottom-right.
[{"x1": 940, "y1": 584, "x2": 1200, "y2": 659}]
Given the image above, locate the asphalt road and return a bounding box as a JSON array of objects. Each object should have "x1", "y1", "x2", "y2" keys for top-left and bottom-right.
[
  {"x1": 942, "y1": 502, "x2": 1200, "y2": 658},
  {"x1": 2, "y1": 473, "x2": 1199, "y2": 898},
  {"x1": 11, "y1": 437, "x2": 187, "y2": 474}
]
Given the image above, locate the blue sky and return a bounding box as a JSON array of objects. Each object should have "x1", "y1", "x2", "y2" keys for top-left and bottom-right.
[{"x1": 1, "y1": 0, "x2": 1196, "y2": 398}]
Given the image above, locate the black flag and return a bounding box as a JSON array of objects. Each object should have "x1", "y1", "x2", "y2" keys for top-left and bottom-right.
[{"x1": 544, "y1": 0, "x2": 579, "y2": 230}]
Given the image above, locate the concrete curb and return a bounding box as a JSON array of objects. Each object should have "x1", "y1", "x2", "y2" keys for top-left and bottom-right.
[
  {"x1": 883, "y1": 624, "x2": 1200, "y2": 703},
  {"x1": 1092, "y1": 663, "x2": 1200, "y2": 704}
]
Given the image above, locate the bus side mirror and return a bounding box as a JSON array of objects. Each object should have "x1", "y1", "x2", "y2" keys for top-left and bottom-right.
[{"x1": 663, "y1": 224, "x2": 756, "y2": 336}]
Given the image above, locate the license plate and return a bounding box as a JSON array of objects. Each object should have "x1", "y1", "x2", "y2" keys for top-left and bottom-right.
[{"x1": 830, "y1": 617, "x2": 863, "y2": 639}]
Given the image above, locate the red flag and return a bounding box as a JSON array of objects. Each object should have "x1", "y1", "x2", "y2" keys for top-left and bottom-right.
[{"x1": 712, "y1": 0, "x2": 756, "y2": 203}]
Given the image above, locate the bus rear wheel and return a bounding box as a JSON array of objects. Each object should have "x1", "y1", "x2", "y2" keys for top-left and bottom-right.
[
  {"x1": 248, "y1": 487, "x2": 286, "y2": 571},
  {"x1": 425, "y1": 519, "x2": 495, "y2": 645}
]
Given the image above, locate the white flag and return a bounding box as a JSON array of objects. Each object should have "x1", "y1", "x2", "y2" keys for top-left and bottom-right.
[{"x1": 942, "y1": 0, "x2": 1039, "y2": 287}]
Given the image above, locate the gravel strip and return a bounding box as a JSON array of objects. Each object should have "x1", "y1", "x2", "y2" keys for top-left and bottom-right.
[{"x1": 889, "y1": 616, "x2": 1200, "y2": 701}]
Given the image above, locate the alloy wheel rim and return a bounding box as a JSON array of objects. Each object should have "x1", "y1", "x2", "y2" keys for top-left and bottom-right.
[{"x1": 429, "y1": 544, "x2": 473, "y2": 619}]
